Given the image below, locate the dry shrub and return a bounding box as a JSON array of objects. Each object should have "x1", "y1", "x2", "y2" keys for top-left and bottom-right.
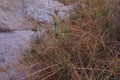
[{"x1": 22, "y1": 0, "x2": 119, "y2": 80}]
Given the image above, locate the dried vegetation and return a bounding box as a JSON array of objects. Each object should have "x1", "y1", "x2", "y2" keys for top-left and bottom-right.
[{"x1": 21, "y1": 0, "x2": 120, "y2": 80}]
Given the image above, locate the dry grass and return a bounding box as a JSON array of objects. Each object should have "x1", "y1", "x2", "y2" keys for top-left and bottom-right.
[
  {"x1": 58, "y1": 0, "x2": 78, "y2": 5},
  {"x1": 21, "y1": 0, "x2": 120, "y2": 80}
]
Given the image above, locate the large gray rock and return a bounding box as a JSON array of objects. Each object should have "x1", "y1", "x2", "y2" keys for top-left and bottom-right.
[
  {"x1": 0, "y1": 0, "x2": 27, "y2": 30},
  {"x1": 0, "y1": 31, "x2": 35, "y2": 80},
  {"x1": 0, "y1": 0, "x2": 72, "y2": 80},
  {"x1": 0, "y1": 0, "x2": 72, "y2": 30},
  {"x1": 23, "y1": 0, "x2": 71, "y2": 22}
]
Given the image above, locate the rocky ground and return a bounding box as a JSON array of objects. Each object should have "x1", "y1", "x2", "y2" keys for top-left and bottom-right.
[{"x1": 0, "y1": 0, "x2": 72, "y2": 80}]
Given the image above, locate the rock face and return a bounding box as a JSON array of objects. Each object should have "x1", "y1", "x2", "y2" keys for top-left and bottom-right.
[
  {"x1": 23, "y1": 0, "x2": 71, "y2": 23},
  {"x1": 0, "y1": 31, "x2": 34, "y2": 80},
  {"x1": 0, "y1": 0, "x2": 71, "y2": 80},
  {"x1": 0, "y1": 0, "x2": 71, "y2": 30}
]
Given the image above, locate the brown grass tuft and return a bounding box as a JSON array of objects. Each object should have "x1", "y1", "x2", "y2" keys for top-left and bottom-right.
[{"x1": 21, "y1": 0, "x2": 120, "y2": 80}]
